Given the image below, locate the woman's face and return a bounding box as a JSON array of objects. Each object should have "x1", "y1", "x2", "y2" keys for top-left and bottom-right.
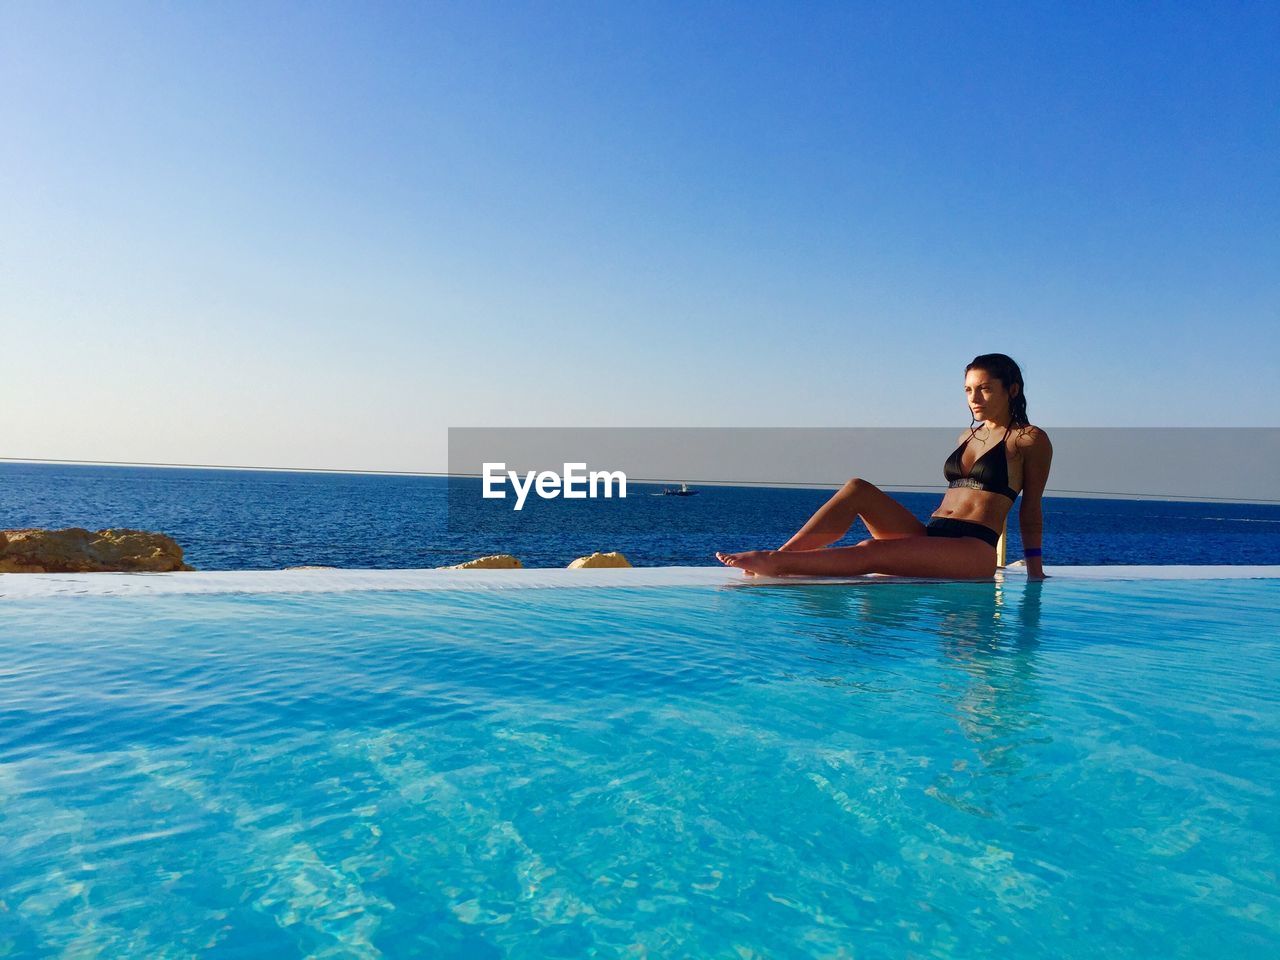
[{"x1": 965, "y1": 368, "x2": 1015, "y2": 421}]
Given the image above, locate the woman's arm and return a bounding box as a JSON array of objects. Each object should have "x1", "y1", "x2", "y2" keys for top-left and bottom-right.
[{"x1": 1019, "y1": 428, "x2": 1053, "y2": 580}]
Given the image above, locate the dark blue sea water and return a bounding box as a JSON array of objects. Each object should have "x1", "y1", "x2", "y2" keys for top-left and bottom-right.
[{"x1": 3, "y1": 463, "x2": 1278, "y2": 570}]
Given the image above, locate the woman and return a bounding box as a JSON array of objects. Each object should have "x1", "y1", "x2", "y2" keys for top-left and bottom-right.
[{"x1": 716, "y1": 354, "x2": 1052, "y2": 580}]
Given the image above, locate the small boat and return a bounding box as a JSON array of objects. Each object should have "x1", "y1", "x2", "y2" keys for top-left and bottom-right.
[{"x1": 659, "y1": 482, "x2": 700, "y2": 497}]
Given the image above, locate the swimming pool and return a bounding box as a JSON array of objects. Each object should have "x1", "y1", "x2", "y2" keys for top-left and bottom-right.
[{"x1": 2, "y1": 569, "x2": 1277, "y2": 958}]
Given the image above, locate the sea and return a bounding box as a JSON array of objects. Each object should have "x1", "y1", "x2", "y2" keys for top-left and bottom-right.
[{"x1": 3, "y1": 462, "x2": 1279, "y2": 570}]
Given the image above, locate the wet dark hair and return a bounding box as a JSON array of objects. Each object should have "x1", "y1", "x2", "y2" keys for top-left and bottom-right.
[{"x1": 966, "y1": 353, "x2": 1029, "y2": 428}]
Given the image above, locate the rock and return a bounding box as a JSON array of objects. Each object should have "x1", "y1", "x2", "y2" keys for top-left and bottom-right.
[
  {"x1": 0, "y1": 528, "x2": 194, "y2": 573},
  {"x1": 444, "y1": 554, "x2": 523, "y2": 570},
  {"x1": 568, "y1": 551, "x2": 632, "y2": 569}
]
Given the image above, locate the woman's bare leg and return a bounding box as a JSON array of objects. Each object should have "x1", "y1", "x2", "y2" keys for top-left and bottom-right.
[
  {"x1": 778, "y1": 478, "x2": 927, "y2": 551},
  {"x1": 718, "y1": 536, "x2": 996, "y2": 579}
]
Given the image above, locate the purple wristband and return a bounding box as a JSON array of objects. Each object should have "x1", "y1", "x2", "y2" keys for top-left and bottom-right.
[{"x1": 1024, "y1": 548, "x2": 1043, "y2": 558}]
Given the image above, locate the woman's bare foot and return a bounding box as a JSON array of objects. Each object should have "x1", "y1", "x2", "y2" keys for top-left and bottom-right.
[{"x1": 715, "y1": 550, "x2": 785, "y2": 576}]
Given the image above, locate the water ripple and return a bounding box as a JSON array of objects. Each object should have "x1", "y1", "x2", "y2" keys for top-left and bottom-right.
[{"x1": 0, "y1": 580, "x2": 1277, "y2": 957}]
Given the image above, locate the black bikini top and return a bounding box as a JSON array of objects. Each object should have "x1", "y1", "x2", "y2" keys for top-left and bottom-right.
[{"x1": 944, "y1": 424, "x2": 1019, "y2": 501}]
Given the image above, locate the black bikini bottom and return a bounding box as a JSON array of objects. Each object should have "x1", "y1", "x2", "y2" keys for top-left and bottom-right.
[{"x1": 925, "y1": 517, "x2": 1000, "y2": 549}]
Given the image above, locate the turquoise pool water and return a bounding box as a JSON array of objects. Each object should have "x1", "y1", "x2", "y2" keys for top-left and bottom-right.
[{"x1": 1, "y1": 578, "x2": 1277, "y2": 958}]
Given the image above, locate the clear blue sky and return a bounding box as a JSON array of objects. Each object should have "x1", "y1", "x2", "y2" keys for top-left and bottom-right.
[{"x1": 2, "y1": 1, "x2": 1276, "y2": 471}]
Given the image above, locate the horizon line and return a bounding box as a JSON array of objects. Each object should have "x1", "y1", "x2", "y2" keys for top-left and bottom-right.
[{"x1": 3, "y1": 457, "x2": 1277, "y2": 505}]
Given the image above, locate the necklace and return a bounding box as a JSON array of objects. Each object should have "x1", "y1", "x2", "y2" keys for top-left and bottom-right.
[{"x1": 973, "y1": 422, "x2": 1010, "y2": 443}]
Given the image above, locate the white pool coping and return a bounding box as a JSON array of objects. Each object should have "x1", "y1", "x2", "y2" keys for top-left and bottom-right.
[{"x1": 2, "y1": 565, "x2": 1278, "y2": 598}]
